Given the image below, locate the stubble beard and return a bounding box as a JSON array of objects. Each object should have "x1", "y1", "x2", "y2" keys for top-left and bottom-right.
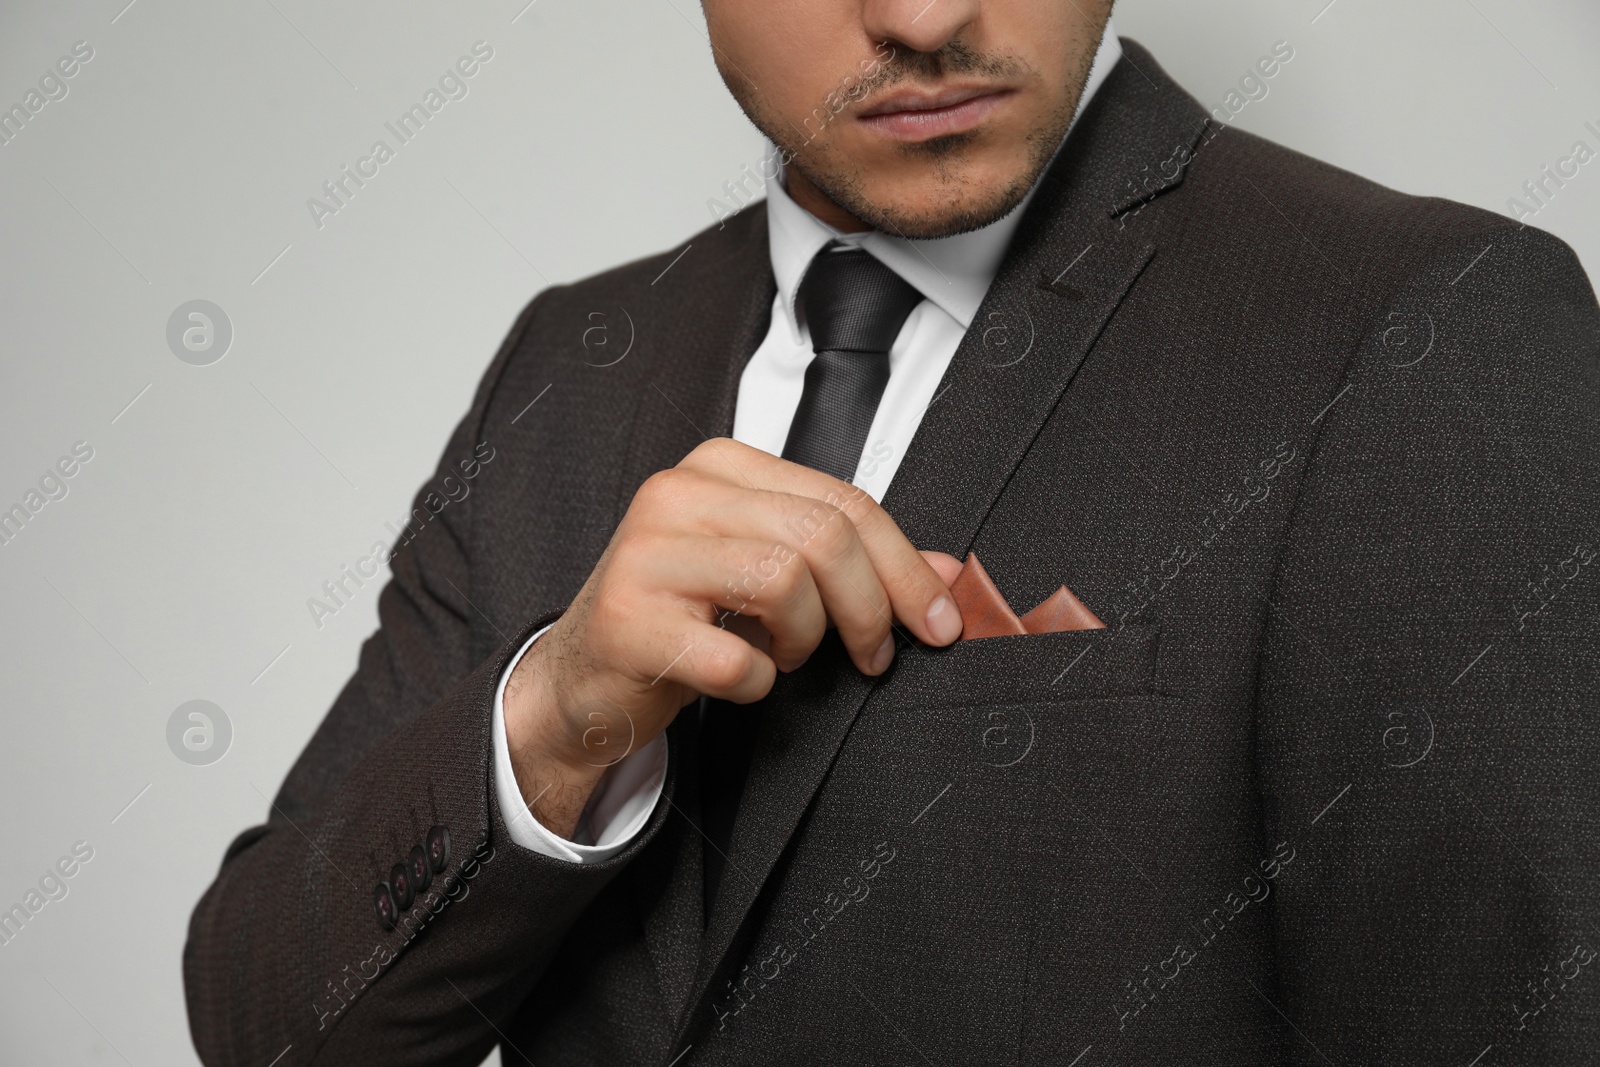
[{"x1": 726, "y1": 36, "x2": 1102, "y2": 240}]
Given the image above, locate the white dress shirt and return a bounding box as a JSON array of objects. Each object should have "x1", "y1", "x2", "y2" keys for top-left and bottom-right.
[{"x1": 493, "y1": 27, "x2": 1124, "y2": 861}]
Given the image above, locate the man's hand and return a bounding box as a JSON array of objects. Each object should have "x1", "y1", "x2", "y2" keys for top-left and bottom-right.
[{"x1": 502, "y1": 438, "x2": 964, "y2": 838}]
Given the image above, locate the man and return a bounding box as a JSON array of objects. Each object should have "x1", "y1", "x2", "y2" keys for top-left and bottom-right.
[{"x1": 185, "y1": 1, "x2": 1600, "y2": 1064}]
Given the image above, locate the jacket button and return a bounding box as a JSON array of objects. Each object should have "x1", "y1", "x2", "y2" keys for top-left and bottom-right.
[
  {"x1": 374, "y1": 883, "x2": 396, "y2": 930},
  {"x1": 426, "y1": 825, "x2": 451, "y2": 873},
  {"x1": 389, "y1": 863, "x2": 413, "y2": 910},
  {"x1": 408, "y1": 845, "x2": 433, "y2": 892}
]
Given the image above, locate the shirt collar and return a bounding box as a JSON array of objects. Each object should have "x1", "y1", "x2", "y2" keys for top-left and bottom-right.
[{"x1": 766, "y1": 24, "x2": 1123, "y2": 343}]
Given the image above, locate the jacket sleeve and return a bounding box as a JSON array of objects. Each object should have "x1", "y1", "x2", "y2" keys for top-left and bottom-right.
[
  {"x1": 182, "y1": 289, "x2": 675, "y2": 1067},
  {"x1": 1255, "y1": 217, "x2": 1600, "y2": 1064}
]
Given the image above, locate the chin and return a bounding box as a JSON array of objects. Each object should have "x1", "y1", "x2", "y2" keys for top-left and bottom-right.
[
  {"x1": 833, "y1": 176, "x2": 1034, "y2": 240},
  {"x1": 799, "y1": 126, "x2": 1059, "y2": 239}
]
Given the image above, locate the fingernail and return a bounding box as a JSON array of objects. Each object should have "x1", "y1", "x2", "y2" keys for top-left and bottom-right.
[
  {"x1": 870, "y1": 634, "x2": 895, "y2": 674},
  {"x1": 926, "y1": 596, "x2": 962, "y2": 644}
]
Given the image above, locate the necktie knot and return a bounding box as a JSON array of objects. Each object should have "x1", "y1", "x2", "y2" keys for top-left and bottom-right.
[{"x1": 799, "y1": 246, "x2": 924, "y2": 354}]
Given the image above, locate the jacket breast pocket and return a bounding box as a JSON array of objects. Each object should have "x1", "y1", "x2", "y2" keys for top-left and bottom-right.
[
  {"x1": 742, "y1": 624, "x2": 1162, "y2": 1065},
  {"x1": 874, "y1": 621, "x2": 1160, "y2": 712}
]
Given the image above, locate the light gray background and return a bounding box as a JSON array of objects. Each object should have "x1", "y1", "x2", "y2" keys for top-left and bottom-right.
[{"x1": 1, "y1": 1, "x2": 1595, "y2": 1063}]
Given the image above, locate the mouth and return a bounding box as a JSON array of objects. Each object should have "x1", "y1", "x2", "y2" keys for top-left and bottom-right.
[{"x1": 855, "y1": 84, "x2": 1015, "y2": 142}]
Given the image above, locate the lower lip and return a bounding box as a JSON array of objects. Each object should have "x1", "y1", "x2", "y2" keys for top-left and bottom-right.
[{"x1": 857, "y1": 91, "x2": 1011, "y2": 142}]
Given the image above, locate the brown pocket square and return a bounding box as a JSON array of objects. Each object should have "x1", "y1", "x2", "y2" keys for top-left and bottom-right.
[{"x1": 948, "y1": 553, "x2": 1104, "y2": 640}]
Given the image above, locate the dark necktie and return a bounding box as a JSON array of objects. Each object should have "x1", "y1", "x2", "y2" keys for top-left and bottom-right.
[
  {"x1": 780, "y1": 246, "x2": 926, "y2": 479},
  {"x1": 700, "y1": 245, "x2": 924, "y2": 921}
]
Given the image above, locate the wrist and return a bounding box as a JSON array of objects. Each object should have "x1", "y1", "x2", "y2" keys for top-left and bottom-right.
[{"x1": 503, "y1": 635, "x2": 613, "y2": 839}]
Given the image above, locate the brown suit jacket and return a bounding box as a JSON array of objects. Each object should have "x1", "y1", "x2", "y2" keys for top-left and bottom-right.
[{"x1": 185, "y1": 41, "x2": 1600, "y2": 1066}]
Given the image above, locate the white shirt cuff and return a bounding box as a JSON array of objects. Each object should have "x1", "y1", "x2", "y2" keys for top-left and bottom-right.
[{"x1": 492, "y1": 625, "x2": 668, "y2": 863}]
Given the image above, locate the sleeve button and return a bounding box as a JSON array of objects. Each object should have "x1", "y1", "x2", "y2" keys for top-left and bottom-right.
[
  {"x1": 408, "y1": 845, "x2": 432, "y2": 892},
  {"x1": 374, "y1": 883, "x2": 396, "y2": 930},
  {"x1": 426, "y1": 825, "x2": 451, "y2": 873},
  {"x1": 389, "y1": 863, "x2": 413, "y2": 910}
]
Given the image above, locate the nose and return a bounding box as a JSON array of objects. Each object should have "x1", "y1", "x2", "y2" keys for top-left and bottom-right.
[{"x1": 861, "y1": 0, "x2": 982, "y2": 57}]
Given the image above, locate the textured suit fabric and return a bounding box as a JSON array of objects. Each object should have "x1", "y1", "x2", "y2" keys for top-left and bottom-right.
[{"x1": 184, "y1": 40, "x2": 1600, "y2": 1067}]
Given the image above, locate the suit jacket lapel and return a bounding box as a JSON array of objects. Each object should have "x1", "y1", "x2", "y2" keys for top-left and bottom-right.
[
  {"x1": 619, "y1": 205, "x2": 777, "y2": 1016},
  {"x1": 611, "y1": 208, "x2": 778, "y2": 531},
  {"x1": 675, "y1": 41, "x2": 1211, "y2": 1042}
]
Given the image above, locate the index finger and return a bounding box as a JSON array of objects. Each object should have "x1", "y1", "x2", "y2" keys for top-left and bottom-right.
[{"x1": 676, "y1": 438, "x2": 964, "y2": 647}]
